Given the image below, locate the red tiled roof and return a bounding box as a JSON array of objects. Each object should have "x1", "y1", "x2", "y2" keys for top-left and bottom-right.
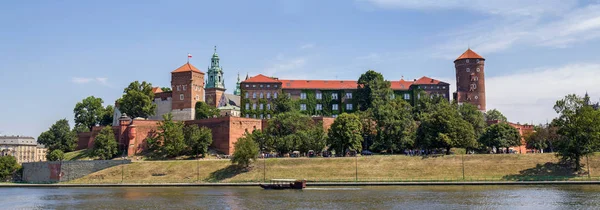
[
  {"x1": 413, "y1": 76, "x2": 446, "y2": 85},
  {"x1": 279, "y1": 80, "x2": 358, "y2": 90},
  {"x1": 242, "y1": 74, "x2": 281, "y2": 83},
  {"x1": 390, "y1": 79, "x2": 414, "y2": 90},
  {"x1": 172, "y1": 62, "x2": 202, "y2": 73},
  {"x1": 455, "y1": 48, "x2": 484, "y2": 61},
  {"x1": 151, "y1": 87, "x2": 163, "y2": 94}
]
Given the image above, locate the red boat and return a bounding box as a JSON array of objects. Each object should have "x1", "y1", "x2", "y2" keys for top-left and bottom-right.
[{"x1": 260, "y1": 179, "x2": 306, "y2": 190}]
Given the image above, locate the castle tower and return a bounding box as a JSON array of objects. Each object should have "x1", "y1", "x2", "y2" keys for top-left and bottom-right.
[
  {"x1": 453, "y1": 48, "x2": 486, "y2": 111},
  {"x1": 233, "y1": 72, "x2": 241, "y2": 96},
  {"x1": 171, "y1": 61, "x2": 205, "y2": 120},
  {"x1": 205, "y1": 46, "x2": 226, "y2": 107}
]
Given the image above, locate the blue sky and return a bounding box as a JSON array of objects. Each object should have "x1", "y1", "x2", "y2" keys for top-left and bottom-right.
[{"x1": 1, "y1": 0, "x2": 600, "y2": 138}]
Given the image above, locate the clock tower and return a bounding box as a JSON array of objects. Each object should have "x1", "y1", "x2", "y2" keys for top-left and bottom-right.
[{"x1": 205, "y1": 46, "x2": 226, "y2": 107}]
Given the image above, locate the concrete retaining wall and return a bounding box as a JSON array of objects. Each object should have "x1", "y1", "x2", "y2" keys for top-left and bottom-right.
[{"x1": 22, "y1": 160, "x2": 131, "y2": 183}]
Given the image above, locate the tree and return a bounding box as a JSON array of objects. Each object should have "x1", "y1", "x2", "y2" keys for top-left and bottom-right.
[
  {"x1": 116, "y1": 81, "x2": 156, "y2": 119},
  {"x1": 479, "y1": 123, "x2": 521, "y2": 153},
  {"x1": 37, "y1": 119, "x2": 77, "y2": 152},
  {"x1": 161, "y1": 87, "x2": 172, "y2": 92},
  {"x1": 525, "y1": 125, "x2": 553, "y2": 153},
  {"x1": 92, "y1": 126, "x2": 118, "y2": 160},
  {"x1": 327, "y1": 113, "x2": 363, "y2": 156},
  {"x1": 47, "y1": 150, "x2": 65, "y2": 161},
  {"x1": 297, "y1": 124, "x2": 327, "y2": 154},
  {"x1": 553, "y1": 94, "x2": 600, "y2": 171},
  {"x1": 412, "y1": 90, "x2": 446, "y2": 121},
  {"x1": 357, "y1": 110, "x2": 377, "y2": 151},
  {"x1": 74, "y1": 96, "x2": 105, "y2": 130},
  {"x1": 458, "y1": 103, "x2": 487, "y2": 139},
  {"x1": 485, "y1": 109, "x2": 507, "y2": 122},
  {"x1": 371, "y1": 98, "x2": 416, "y2": 154},
  {"x1": 416, "y1": 100, "x2": 477, "y2": 154},
  {"x1": 356, "y1": 70, "x2": 392, "y2": 111},
  {"x1": 265, "y1": 112, "x2": 314, "y2": 154},
  {"x1": 195, "y1": 101, "x2": 220, "y2": 119},
  {"x1": 155, "y1": 113, "x2": 186, "y2": 158},
  {"x1": 0, "y1": 156, "x2": 20, "y2": 181},
  {"x1": 248, "y1": 129, "x2": 270, "y2": 152},
  {"x1": 272, "y1": 93, "x2": 297, "y2": 114},
  {"x1": 99, "y1": 105, "x2": 114, "y2": 126},
  {"x1": 184, "y1": 125, "x2": 213, "y2": 158},
  {"x1": 232, "y1": 135, "x2": 259, "y2": 168}
]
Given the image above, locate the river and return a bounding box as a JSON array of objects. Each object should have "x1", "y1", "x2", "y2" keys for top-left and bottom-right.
[{"x1": 1, "y1": 185, "x2": 600, "y2": 209}]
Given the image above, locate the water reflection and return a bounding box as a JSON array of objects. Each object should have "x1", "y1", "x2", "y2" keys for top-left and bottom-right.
[{"x1": 0, "y1": 185, "x2": 599, "y2": 209}]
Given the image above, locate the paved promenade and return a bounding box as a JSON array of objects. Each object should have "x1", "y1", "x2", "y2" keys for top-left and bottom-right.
[{"x1": 2, "y1": 181, "x2": 600, "y2": 188}]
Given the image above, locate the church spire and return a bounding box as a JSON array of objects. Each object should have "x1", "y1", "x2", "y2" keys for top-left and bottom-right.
[
  {"x1": 205, "y1": 46, "x2": 225, "y2": 89},
  {"x1": 234, "y1": 72, "x2": 241, "y2": 96}
]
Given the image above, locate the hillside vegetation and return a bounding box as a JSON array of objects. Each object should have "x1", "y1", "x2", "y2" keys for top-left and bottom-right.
[{"x1": 70, "y1": 153, "x2": 600, "y2": 183}]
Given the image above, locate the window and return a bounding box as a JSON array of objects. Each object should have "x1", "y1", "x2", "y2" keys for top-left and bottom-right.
[
  {"x1": 260, "y1": 92, "x2": 264, "y2": 98},
  {"x1": 275, "y1": 85, "x2": 278, "y2": 87},
  {"x1": 443, "y1": 86, "x2": 446, "y2": 89},
  {"x1": 246, "y1": 114, "x2": 250, "y2": 118},
  {"x1": 474, "y1": 95, "x2": 479, "y2": 100},
  {"x1": 245, "y1": 104, "x2": 249, "y2": 110},
  {"x1": 477, "y1": 105, "x2": 481, "y2": 109},
  {"x1": 252, "y1": 85, "x2": 256, "y2": 87},
  {"x1": 267, "y1": 92, "x2": 271, "y2": 99},
  {"x1": 196, "y1": 95, "x2": 199, "y2": 100},
  {"x1": 404, "y1": 93, "x2": 410, "y2": 100},
  {"x1": 300, "y1": 104, "x2": 307, "y2": 110},
  {"x1": 267, "y1": 84, "x2": 270, "y2": 88},
  {"x1": 260, "y1": 104, "x2": 264, "y2": 110},
  {"x1": 466, "y1": 68, "x2": 470, "y2": 72},
  {"x1": 390, "y1": 94, "x2": 395, "y2": 99},
  {"x1": 260, "y1": 84, "x2": 263, "y2": 88},
  {"x1": 332, "y1": 93, "x2": 338, "y2": 100},
  {"x1": 274, "y1": 92, "x2": 278, "y2": 98},
  {"x1": 466, "y1": 59, "x2": 470, "y2": 63},
  {"x1": 177, "y1": 85, "x2": 181, "y2": 91},
  {"x1": 332, "y1": 104, "x2": 338, "y2": 110},
  {"x1": 183, "y1": 85, "x2": 186, "y2": 90},
  {"x1": 316, "y1": 92, "x2": 322, "y2": 99},
  {"x1": 423, "y1": 86, "x2": 427, "y2": 89},
  {"x1": 267, "y1": 104, "x2": 271, "y2": 110},
  {"x1": 300, "y1": 93, "x2": 307, "y2": 99},
  {"x1": 470, "y1": 83, "x2": 477, "y2": 90},
  {"x1": 476, "y1": 59, "x2": 480, "y2": 63},
  {"x1": 476, "y1": 68, "x2": 480, "y2": 72},
  {"x1": 346, "y1": 92, "x2": 352, "y2": 99},
  {"x1": 346, "y1": 104, "x2": 353, "y2": 110},
  {"x1": 442, "y1": 93, "x2": 446, "y2": 97},
  {"x1": 267, "y1": 114, "x2": 271, "y2": 119},
  {"x1": 316, "y1": 104, "x2": 322, "y2": 110},
  {"x1": 253, "y1": 93, "x2": 256, "y2": 99},
  {"x1": 472, "y1": 76, "x2": 479, "y2": 81},
  {"x1": 245, "y1": 84, "x2": 249, "y2": 87},
  {"x1": 180, "y1": 94, "x2": 184, "y2": 100},
  {"x1": 253, "y1": 103, "x2": 257, "y2": 110},
  {"x1": 245, "y1": 92, "x2": 249, "y2": 98}
]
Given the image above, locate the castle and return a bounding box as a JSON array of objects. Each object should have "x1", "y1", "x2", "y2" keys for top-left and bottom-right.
[{"x1": 78, "y1": 48, "x2": 538, "y2": 156}]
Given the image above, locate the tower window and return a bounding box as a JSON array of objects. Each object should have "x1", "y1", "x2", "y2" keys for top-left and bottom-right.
[
  {"x1": 476, "y1": 68, "x2": 480, "y2": 72},
  {"x1": 180, "y1": 94, "x2": 184, "y2": 100},
  {"x1": 475, "y1": 95, "x2": 479, "y2": 100},
  {"x1": 466, "y1": 59, "x2": 470, "y2": 63},
  {"x1": 466, "y1": 68, "x2": 470, "y2": 72}
]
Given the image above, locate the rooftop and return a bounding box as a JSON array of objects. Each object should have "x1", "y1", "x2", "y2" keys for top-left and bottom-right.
[
  {"x1": 243, "y1": 75, "x2": 448, "y2": 90},
  {"x1": 455, "y1": 48, "x2": 484, "y2": 61},
  {"x1": 172, "y1": 62, "x2": 203, "y2": 73},
  {"x1": 0, "y1": 135, "x2": 38, "y2": 146}
]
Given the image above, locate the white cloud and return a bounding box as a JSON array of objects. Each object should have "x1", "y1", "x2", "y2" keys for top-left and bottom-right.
[
  {"x1": 300, "y1": 43, "x2": 315, "y2": 49},
  {"x1": 71, "y1": 77, "x2": 110, "y2": 86},
  {"x1": 486, "y1": 63, "x2": 600, "y2": 124},
  {"x1": 263, "y1": 57, "x2": 307, "y2": 78}
]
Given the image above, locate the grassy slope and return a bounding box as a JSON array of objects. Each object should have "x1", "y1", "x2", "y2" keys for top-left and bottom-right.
[
  {"x1": 64, "y1": 149, "x2": 96, "y2": 161},
  {"x1": 70, "y1": 153, "x2": 600, "y2": 183}
]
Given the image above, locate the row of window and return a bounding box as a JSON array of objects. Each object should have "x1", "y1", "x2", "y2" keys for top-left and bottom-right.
[
  {"x1": 390, "y1": 93, "x2": 411, "y2": 100},
  {"x1": 245, "y1": 92, "x2": 279, "y2": 99},
  {"x1": 300, "y1": 92, "x2": 351, "y2": 100},
  {"x1": 178, "y1": 94, "x2": 201, "y2": 100},
  {"x1": 421, "y1": 85, "x2": 446, "y2": 90},
  {"x1": 465, "y1": 59, "x2": 481, "y2": 64},
  {"x1": 245, "y1": 114, "x2": 339, "y2": 119},
  {"x1": 245, "y1": 103, "x2": 272, "y2": 110},
  {"x1": 245, "y1": 84, "x2": 279, "y2": 88},
  {"x1": 299, "y1": 103, "x2": 351, "y2": 111},
  {"x1": 465, "y1": 67, "x2": 481, "y2": 73}
]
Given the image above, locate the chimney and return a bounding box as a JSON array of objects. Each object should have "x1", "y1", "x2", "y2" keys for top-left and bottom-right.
[{"x1": 414, "y1": 79, "x2": 417, "y2": 81}]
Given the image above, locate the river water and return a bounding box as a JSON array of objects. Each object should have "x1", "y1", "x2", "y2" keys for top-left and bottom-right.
[{"x1": 1, "y1": 185, "x2": 600, "y2": 209}]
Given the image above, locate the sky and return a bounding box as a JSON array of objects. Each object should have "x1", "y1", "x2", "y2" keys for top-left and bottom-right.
[{"x1": 1, "y1": 0, "x2": 600, "y2": 138}]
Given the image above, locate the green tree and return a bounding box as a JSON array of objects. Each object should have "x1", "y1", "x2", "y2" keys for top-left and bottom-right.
[
  {"x1": 272, "y1": 93, "x2": 297, "y2": 114},
  {"x1": 195, "y1": 101, "x2": 220, "y2": 119},
  {"x1": 412, "y1": 90, "x2": 446, "y2": 121},
  {"x1": 357, "y1": 110, "x2": 377, "y2": 151},
  {"x1": 356, "y1": 70, "x2": 392, "y2": 111},
  {"x1": 248, "y1": 129, "x2": 270, "y2": 152},
  {"x1": 297, "y1": 124, "x2": 327, "y2": 154},
  {"x1": 73, "y1": 125, "x2": 90, "y2": 133},
  {"x1": 458, "y1": 103, "x2": 487, "y2": 139},
  {"x1": 479, "y1": 123, "x2": 521, "y2": 153},
  {"x1": 74, "y1": 96, "x2": 105, "y2": 130},
  {"x1": 0, "y1": 156, "x2": 20, "y2": 181},
  {"x1": 99, "y1": 105, "x2": 114, "y2": 126},
  {"x1": 485, "y1": 109, "x2": 507, "y2": 122},
  {"x1": 525, "y1": 125, "x2": 553, "y2": 152},
  {"x1": 553, "y1": 94, "x2": 600, "y2": 171},
  {"x1": 416, "y1": 100, "x2": 477, "y2": 154},
  {"x1": 116, "y1": 81, "x2": 156, "y2": 119},
  {"x1": 156, "y1": 113, "x2": 186, "y2": 158},
  {"x1": 184, "y1": 125, "x2": 213, "y2": 158},
  {"x1": 232, "y1": 135, "x2": 260, "y2": 168},
  {"x1": 161, "y1": 87, "x2": 172, "y2": 92},
  {"x1": 327, "y1": 113, "x2": 363, "y2": 156},
  {"x1": 371, "y1": 98, "x2": 416, "y2": 154},
  {"x1": 37, "y1": 119, "x2": 77, "y2": 152},
  {"x1": 47, "y1": 150, "x2": 65, "y2": 161},
  {"x1": 265, "y1": 112, "x2": 314, "y2": 154},
  {"x1": 92, "y1": 126, "x2": 118, "y2": 160}
]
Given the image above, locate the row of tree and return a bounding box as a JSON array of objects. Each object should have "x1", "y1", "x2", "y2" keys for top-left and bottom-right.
[{"x1": 146, "y1": 114, "x2": 213, "y2": 159}]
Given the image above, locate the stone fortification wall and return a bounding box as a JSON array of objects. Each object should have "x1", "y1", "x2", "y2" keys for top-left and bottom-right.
[
  {"x1": 148, "y1": 97, "x2": 173, "y2": 120},
  {"x1": 171, "y1": 108, "x2": 195, "y2": 121},
  {"x1": 22, "y1": 160, "x2": 131, "y2": 183}
]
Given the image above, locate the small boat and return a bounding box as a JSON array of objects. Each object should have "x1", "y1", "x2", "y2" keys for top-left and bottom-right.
[{"x1": 260, "y1": 179, "x2": 306, "y2": 190}]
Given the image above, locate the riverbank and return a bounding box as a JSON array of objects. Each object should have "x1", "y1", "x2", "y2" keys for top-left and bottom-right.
[{"x1": 65, "y1": 153, "x2": 599, "y2": 184}]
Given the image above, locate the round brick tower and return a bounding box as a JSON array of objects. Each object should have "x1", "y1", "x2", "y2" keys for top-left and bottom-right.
[{"x1": 453, "y1": 48, "x2": 486, "y2": 111}]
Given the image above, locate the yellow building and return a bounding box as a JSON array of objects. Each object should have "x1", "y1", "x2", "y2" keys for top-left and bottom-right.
[{"x1": 0, "y1": 136, "x2": 47, "y2": 163}]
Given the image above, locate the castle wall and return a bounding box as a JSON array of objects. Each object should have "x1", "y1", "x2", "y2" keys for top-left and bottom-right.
[
  {"x1": 171, "y1": 108, "x2": 195, "y2": 121},
  {"x1": 148, "y1": 97, "x2": 172, "y2": 120}
]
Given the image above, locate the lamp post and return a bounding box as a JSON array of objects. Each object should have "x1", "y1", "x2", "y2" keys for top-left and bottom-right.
[
  {"x1": 587, "y1": 155, "x2": 591, "y2": 180},
  {"x1": 197, "y1": 148, "x2": 200, "y2": 182},
  {"x1": 263, "y1": 148, "x2": 266, "y2": 182},
  {"x1": 355, "y1": 152, "x2": 358, "y2": 182},
  {"x1": 462, "y1": 151, "x2": 465, "y2": 180}
]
